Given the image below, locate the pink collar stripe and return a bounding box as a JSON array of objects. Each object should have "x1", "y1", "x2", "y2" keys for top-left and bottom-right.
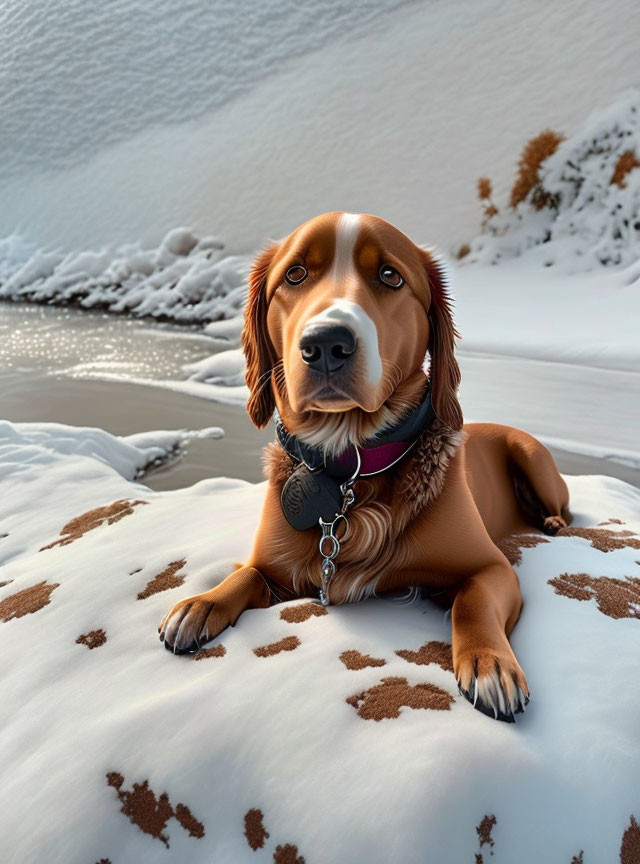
[{"x1": 336, "y1": 439, "x2": 414, "y2": 476}]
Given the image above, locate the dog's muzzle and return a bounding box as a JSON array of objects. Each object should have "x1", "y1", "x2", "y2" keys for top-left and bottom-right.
[{"x1": 299, "y1": 324, "x2": 357, "y2": 376}]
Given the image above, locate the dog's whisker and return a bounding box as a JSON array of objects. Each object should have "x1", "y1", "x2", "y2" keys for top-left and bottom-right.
[{"x1": 255, "y1": 363, "x2": 279, "y2": 389}]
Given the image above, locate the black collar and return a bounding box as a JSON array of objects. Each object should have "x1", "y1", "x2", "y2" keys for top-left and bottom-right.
[{"x1": 274, "y1": 382, "x2": 436, "y2": 479}]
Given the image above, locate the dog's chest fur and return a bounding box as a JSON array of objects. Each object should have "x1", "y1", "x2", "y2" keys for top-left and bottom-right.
[{"x1": 262, "y1": 423, "x2": 464, "y2": 603}]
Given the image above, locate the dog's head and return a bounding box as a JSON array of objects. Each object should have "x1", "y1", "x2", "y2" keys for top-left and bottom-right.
[{"x1": 242, "y1": 212, "x2": 462, "y2": 452}]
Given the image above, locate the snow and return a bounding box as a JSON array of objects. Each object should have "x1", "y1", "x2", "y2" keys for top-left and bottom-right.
[
  {"x1": 450, "y1": 260, "x2": 640, "y2": 469},
  {"x1": 184, "y1": 348, "x2": 245, "y2": 384},
  {"x1": 458, "y1": 354, "x2": 640, "y2": 469},
  {"x1": 0, "y1": 422, "x2": 224, "y2": 483},
  {"x1": 467, "y1": 91, "x2": 640, "y2": 270},
  {"x1": 1, "y1": 420, "x2": 639, "y2": 863},
  {"x1": 2, "y1": 2, "x2": 639, "y2": 857},
  {"x1": 536, "y1": 436, "x2": 640, "y2": 469},
  {"x1": 0, "y1": 1, "x2": 638, "y2": 254},
  {"x1": 453, "y1": 259, "x2": 640, "y2": 371},
  {"x1": 0, "y1": 0, "x2": 413, "y2": 180},
  {"x1": 6, "y1": 223, "x2": 637, "y2": 466},
  {"x1": 0, "y1": 230, "x2": 249, "y2": 323}
]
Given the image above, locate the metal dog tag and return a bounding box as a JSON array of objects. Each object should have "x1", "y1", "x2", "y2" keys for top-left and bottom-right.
[{"x1": 281, "y1": 464, "x2": 344, "y2": 531}]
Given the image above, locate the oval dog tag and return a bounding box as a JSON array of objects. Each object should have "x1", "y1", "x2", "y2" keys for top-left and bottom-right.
[{"x1": 280, "y1": 464, "x2": 343, "y2": 531}]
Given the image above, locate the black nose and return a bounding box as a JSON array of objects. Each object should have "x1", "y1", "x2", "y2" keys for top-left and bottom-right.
[{"x1": 299, "y1": 325, "x2": 357, "y2": 375}]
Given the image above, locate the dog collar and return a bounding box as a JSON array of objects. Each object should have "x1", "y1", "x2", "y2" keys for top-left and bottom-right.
[
  {"x1": 276, "y1": 384, "x2": 436, "y2": 532},
  {"x1": 275, "y1": 383, "x2": 435, "y2": 477}
]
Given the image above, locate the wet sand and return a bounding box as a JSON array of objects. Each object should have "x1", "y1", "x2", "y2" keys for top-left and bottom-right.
[
  {"x1": 0, "y1": 371, "x2": 273, "y2": 487},
  {"x1": 2, "y1": 370, "x2": 638, "y2": 491},
  {"x1": 0, "y1": 300, "x2": 276, "y2": 486}
]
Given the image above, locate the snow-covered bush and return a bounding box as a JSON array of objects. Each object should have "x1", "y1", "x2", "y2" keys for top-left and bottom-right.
[
  {"x1": 0, "y1": 228, "x2": 250, "y2": 323},
  {"x1": 467, "y1": 91, "x2": 640, "y2": 271}
]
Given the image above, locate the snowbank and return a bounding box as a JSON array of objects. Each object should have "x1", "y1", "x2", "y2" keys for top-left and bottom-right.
[
  {"x1": 0, "y1": 228, "x2": 253, "y2": 400},
  {"x1": 0, "y1": 228, "x2": 249, "y2": 323},
  {"x1": 0, "y1": 421, "x2": 224, "y2": 485},
  {"x1": 453, "y1": 258, "x2": 640, "y2": 371},
  {"x1": 1, "y1": 420, "x2": 639, "y2": 863},
  {"x1": 467, "y1": 90, "x2": 640, "y2": 271}
]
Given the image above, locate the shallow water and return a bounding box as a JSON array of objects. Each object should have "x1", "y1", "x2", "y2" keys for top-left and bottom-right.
[
  {"x1": 1, "y1": 301, "x2": 638, "y2": 491},
  {"x1": 0, "y1": 301, "x2": 212, "y2": 379},
  {"x1": 0, "y1": 302, "x2": 272, "y2": 487}
]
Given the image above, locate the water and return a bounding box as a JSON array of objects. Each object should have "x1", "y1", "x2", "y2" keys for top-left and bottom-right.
[
  {"x1": 0, "y1": 302, "x2": 272, "y2": 488},
  {"x1": 0, "y1": 301, "x2": 212, "y2": 379},
  {"x1": 1, "y1": 301, "x2": 637, "y2": 491}
]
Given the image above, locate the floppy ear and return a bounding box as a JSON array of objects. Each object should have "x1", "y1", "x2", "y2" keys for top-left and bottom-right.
[
  {"x1": 242, "y1": 243, "x2": 279, "y2": 428},
  {"x1": 418, "y1": 249, "x2": 463, "y2": 431}
]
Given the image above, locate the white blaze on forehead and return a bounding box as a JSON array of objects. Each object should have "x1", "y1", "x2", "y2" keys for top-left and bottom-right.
[
  {"x1": 303, "y1": 299, "x2": 383, "y2": 388},
  {"x1": 330, "y1": 212, "x2": 361, "y2": 283}
]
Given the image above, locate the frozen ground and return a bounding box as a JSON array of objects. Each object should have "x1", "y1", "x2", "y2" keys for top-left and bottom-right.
[{"x1": 0, "y1": 420, "x2": 639, "y2": 863}]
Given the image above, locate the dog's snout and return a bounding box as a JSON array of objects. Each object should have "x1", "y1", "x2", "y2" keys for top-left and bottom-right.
[{"x1": 299, "y1": 324, "x2": 357, "y2": 374}]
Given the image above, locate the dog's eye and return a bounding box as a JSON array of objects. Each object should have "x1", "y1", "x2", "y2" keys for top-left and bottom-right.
[
  {"x1": 285, "y1": 265, "x2": 308, "y2": 285},
  {"x1": 379, "y1": 264, "x2": 404, "y2": 289}
]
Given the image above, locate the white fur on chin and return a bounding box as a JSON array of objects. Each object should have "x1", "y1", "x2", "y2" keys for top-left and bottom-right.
[{"x1": 293, "y1": 402, "x2": 403, "y2": 457}]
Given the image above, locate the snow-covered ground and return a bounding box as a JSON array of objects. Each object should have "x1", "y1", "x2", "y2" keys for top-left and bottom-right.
[
  {"x1": 0, "y1": 228, "x2": 249, "y2": 323},
  {"x1": 1, "y1": 420, "x2": 639, "y2": 863},
  {"x1": 2, "y1": 2, "x2": 639, "y2": 857},
  {"x1": 454, "y1": 260, "x2": 640, "y2": 371},
  {"x1": 455, "y1": 262, "x2": 640, "y2": 469},
  {"x1": 1, "y1": 1, "x2": 638, "y2": 254}
]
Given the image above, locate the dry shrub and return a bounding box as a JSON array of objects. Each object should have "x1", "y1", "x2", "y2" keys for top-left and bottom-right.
[
  {"x1": 477, "y1": 177, "x2": 492, "y2": 200},
  {"x1": 510, "y1": 129, "x2": 564, "y2": 208},
  {"x1": 456, "y1": 243, "x2": 471, "y2": 260},
  {"x1": 476, "y1": 176, "x2": 499, "y2": 225},
  {"x1": 611, "y1": 149, "x2": 640, "y2": 188}
]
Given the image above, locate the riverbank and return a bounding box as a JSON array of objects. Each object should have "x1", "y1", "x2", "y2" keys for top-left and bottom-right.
[
  {"x1": 1, "y1": 300, "x2": 638, "y2": 490},
  {"x1": 2, "y1": 370, "x2": 639, "y2": 491}
]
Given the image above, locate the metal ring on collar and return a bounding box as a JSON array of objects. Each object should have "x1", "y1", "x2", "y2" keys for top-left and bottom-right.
[{"x1": 319, "y1": 533, "x2": 340, "y2": 559}]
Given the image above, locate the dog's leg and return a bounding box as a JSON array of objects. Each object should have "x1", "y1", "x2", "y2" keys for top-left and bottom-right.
[
  {"x1": 452, "y1": 561, "x2": 529, "y2": 722},
  {"x1": 158, "y1": 565, "x2": 270, "y2": 654},
  {"x1": 507, "y1": 429, "x2": 571, "y2": 534}
]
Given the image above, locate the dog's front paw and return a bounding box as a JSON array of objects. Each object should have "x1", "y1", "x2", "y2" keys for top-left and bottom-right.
[
  {"x1": 158, "y1": 591, "x2": 231, "y2": 654},
  {"x1": 455, "y1": 644, "x2": 529, "y2": 723}
]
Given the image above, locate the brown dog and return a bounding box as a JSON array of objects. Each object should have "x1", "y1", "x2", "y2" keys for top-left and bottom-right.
[{"x1": 159, "y1": 212, "x2": 570, "y2": 722}]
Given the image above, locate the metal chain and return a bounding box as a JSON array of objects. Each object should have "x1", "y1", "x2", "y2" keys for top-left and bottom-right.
[{"x1": 317, "y1": 453, "x2": 360, "y2": 606}]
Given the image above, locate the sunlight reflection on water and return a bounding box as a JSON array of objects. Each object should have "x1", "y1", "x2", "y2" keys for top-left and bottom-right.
[{"x1": 0, "y1": 301, "x2": 214, "y2": 381}]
